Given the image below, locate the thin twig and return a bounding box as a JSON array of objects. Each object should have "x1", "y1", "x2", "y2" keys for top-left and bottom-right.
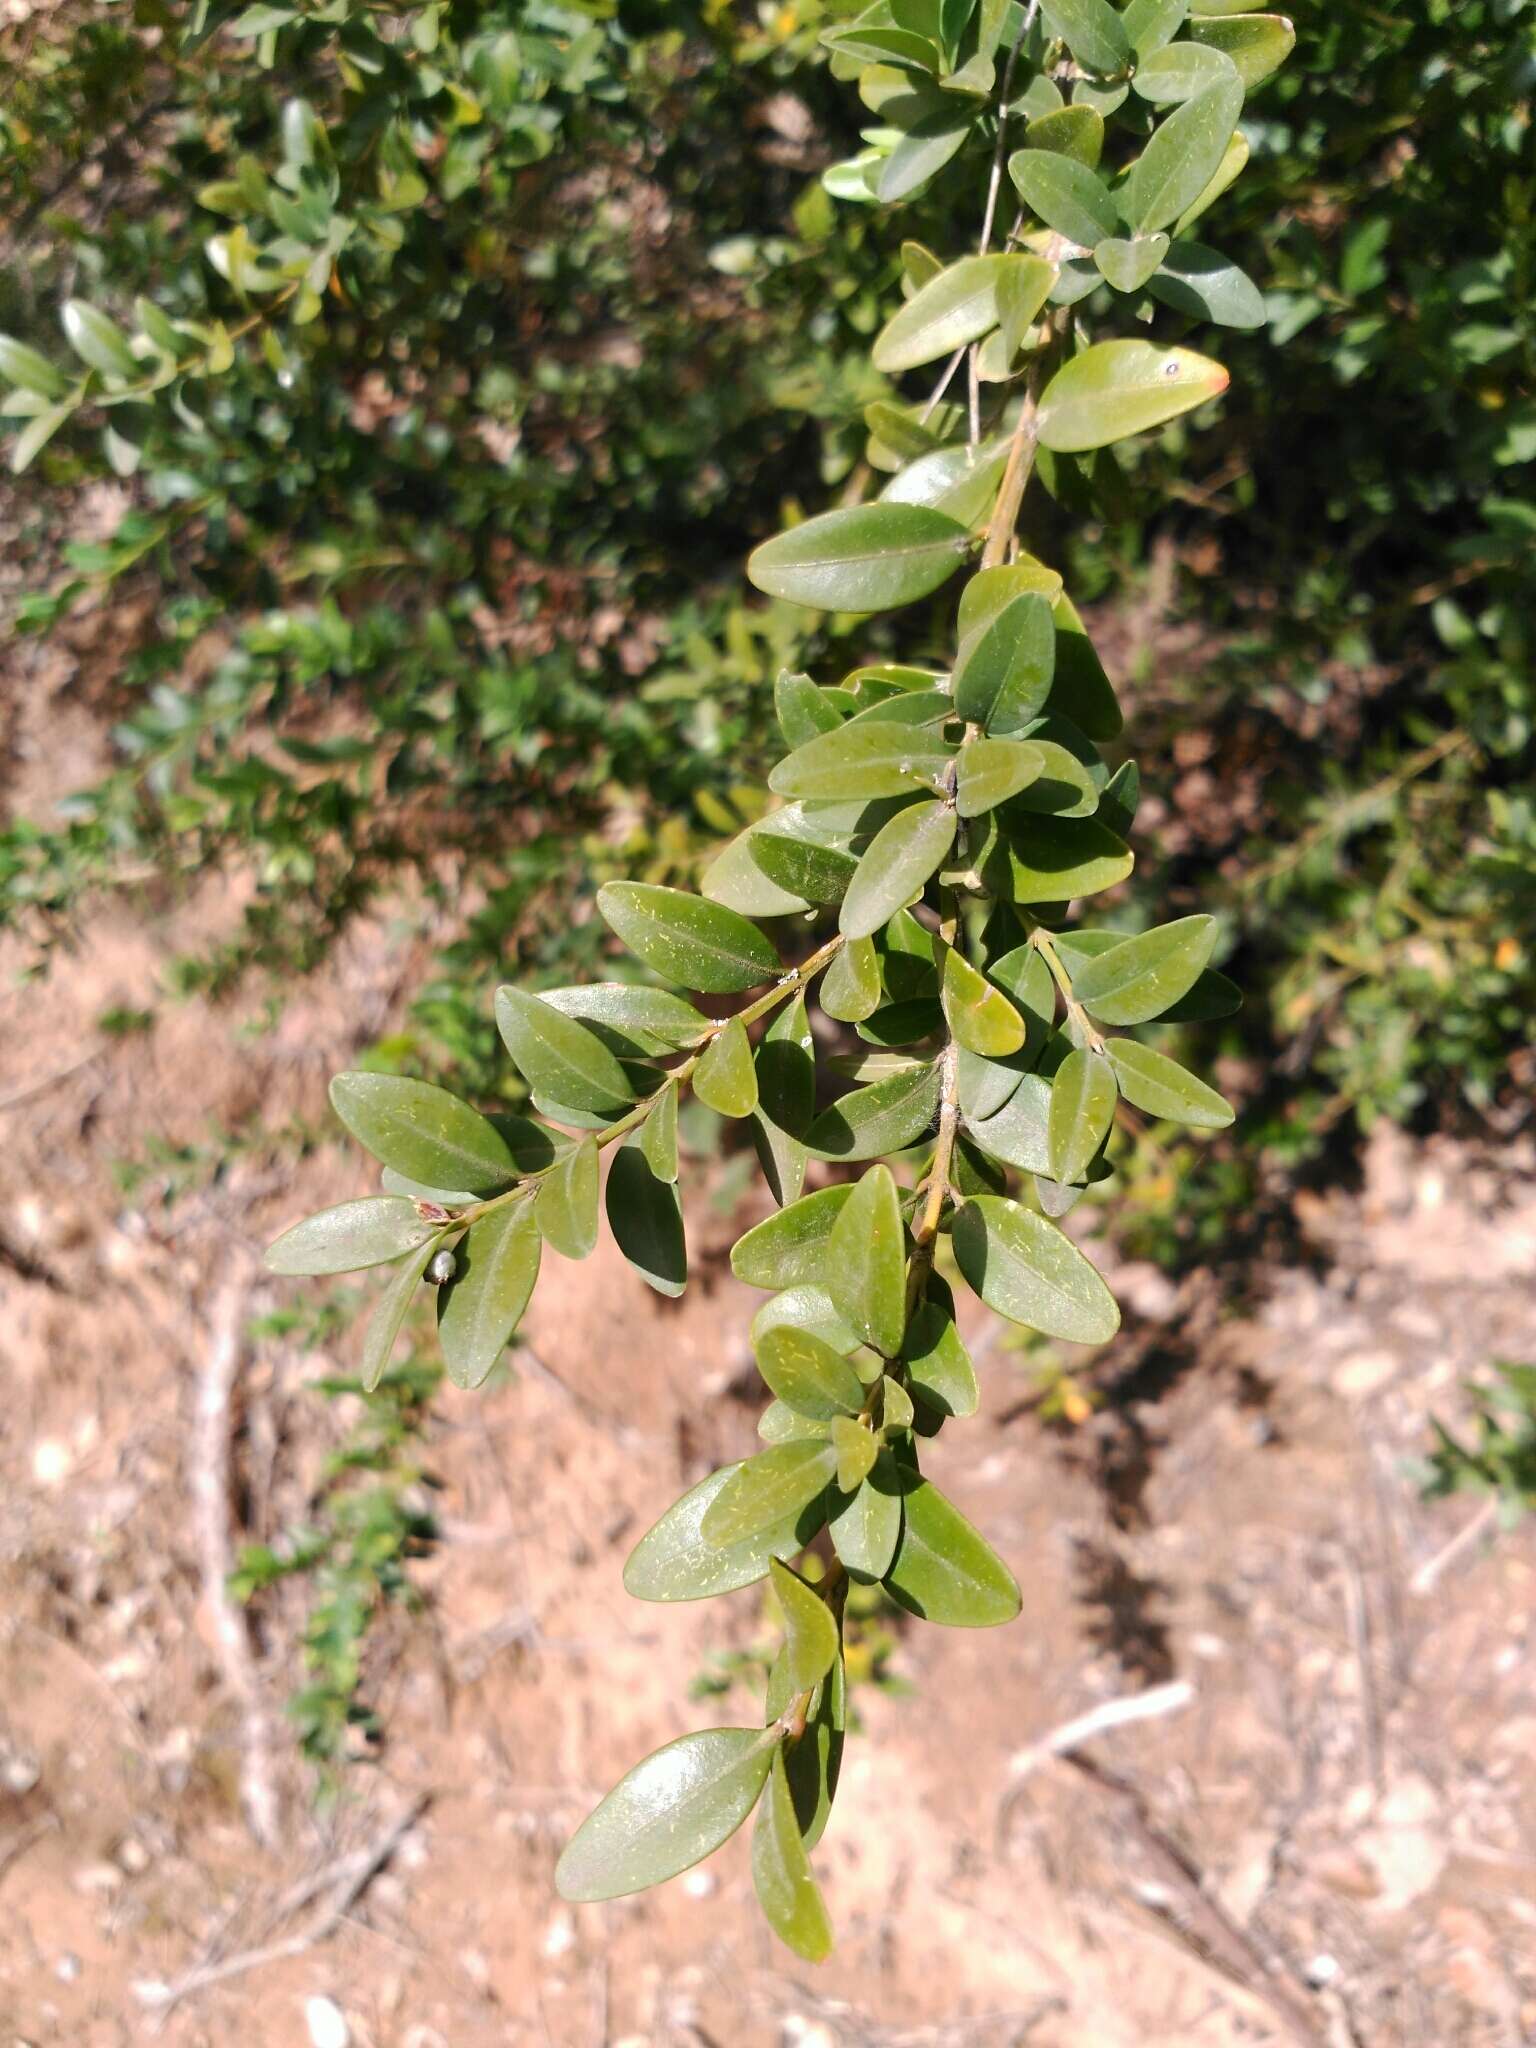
[
  {"x1": 1009, "y1": 1679, "x2": 1194, "y2": 1779},
  {"x1": 1410, "y1": 1495, "x2": 1499, "y2": 1595},
  {"x1": 0, "y1": 1048, "x2": 101, "y2": 1113}
]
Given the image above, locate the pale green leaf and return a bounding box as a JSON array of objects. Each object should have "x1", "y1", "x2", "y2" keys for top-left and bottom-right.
[
  {"x1": 884, "y1": 1475, "x2": 1020, "y2": 1625},
  {"x1": 826, "y1": 1163, "x2": 906, "y2": 1357},
  {"x1": 265, "y1": 1196, "x2": 436, "y2": 1276},
  {"x1": 770, "y1": 1558, "x2": 840, "y2": 1694},
  {"x1": 748, "y1": 503, "x2": 968, "y2": 613},
  {"x1": 556, "y1": 1728, "x2": 775, "y2": 1902},
  {"x1": 597, "y1": 882, "x2": 779, "y2": 994},
  {"x1": 535, "y1": 1135, "x2": 600, "y2": 1258},
  {"x1": 694, "y1": 1016, "x2": 759, "y2": 1118},
  {"x1": 751, "y1": 1750, "x2": 834, "y2": 1963},
  {"x1": 437, "y1": 1200, "x2": 541, "y2": 1389},
  {"x1": 1106, "y1": 1039, "x2": 1234, "y2": 1127},
  {"x1": 1046, "y1": 1046, "x2": 1118, "y2": 1183},
  {"x1": 329, "y1": 1073, "x2": 518, "y2": 1196},
  {"x1": 1036, "y1": 339, "x2": 1229, "y2": 452},
  {"x1": 839, "y1": 801, "x2": 958, "y2": 941},
  {"x1": 952, "y1": 1193, "x2": 1119, "y2": 1343}
]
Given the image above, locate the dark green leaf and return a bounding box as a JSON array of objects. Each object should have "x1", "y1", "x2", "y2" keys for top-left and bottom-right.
[
  {"x1": 1021, "y1": 104, "x2": 1105, "y2": 166},
  {"x1": 810, "y1": 1060, "x2": 941, "y2": 1160},
  {"x1": 952, "y1": 1194, "x2": 1120, "y2": 1343},
  {"x1": 624, "y1": 1463, "x2": 828, "y2": 1602},
  {"x1": 964, "y1": 1070, "x2": 1053, "y2": 1174},
  {"x1": 1046, "y1": 1046, "x2": 1118, "y2": 1183},
  {"x1": 1149, "y1": 241, "x2": 1265, "y2": 328},
  {"x1": 1007, "y1": 151, "x2": 1120, "y2": 249},
  {"x1": 541, "y1": 984, "x2": 708, "y2": 1056},
  {"x1": 1106, "y1": 1040, "x2": 1235, "y2": 1127},
  {"x1": 702, "y1": 1440, "x2": 839, "y2": 1547},
  {"x1": 598, "y1": 882, "x2": 780, "y2": 994},
  {"x1": 1094, "y1": 233, "x2": 1170, "y2": 293},
  {"x1": 884, "y1": 1476, "x2": 1020, "y2": 1625},
  {"x1": 1120, "y1": 76, "x2": 1244, "y2": 235},
  {"x1": 1039, "y1": 0, "x2": 1131, "y2": 74},
  {"x1": 495, "y1": 985, "x2": 634, "y2": 1115},
  {"x1": 752, "y1": 1750, "x2": 834, "y2": 1963},
  {"x1": 903, "y1": 1294, "x2": 979, "y2": 1417},
  {"x1": 1070, "y1": 913, "x2": 1217, "y2": 1023},
  {"x1": 952, "y1": 590, "x2": 1057, "y2": 732},
  {"x1": 826, "y1": 1164, "x2": 906, "y2": 1358},
  {"x1": 985, "y1": 813, "x2": 1134, "y2": 903},
  {"x1": 265, "y1": 1196, "x2": 436, "y2": 1276},
  {"x1": 776, "y1": 669, "x2": 843, "y2": 748},
  {"x1": 535, "y1": 1136, "x2": 600, "y2": 1258},
  {"x1": 840, "y1": 800, "x2": 957, "y2": 940},
  {"x1": 606, "y1": 1137, "x2": 687, "y2": 1297},
  {"x1": 555, "y1": 1727, "x2": 775, "y2": 1902},
  {"x1": 750, "y1": 831, "x2": 859, "y2": 906},
  {"x1": 1049, "y1": 594, "x2": 1123, "y2": 741},
  {"x1": 748, "y1": 503, "x2": 968, "y2": 613},
  {"x1": 753, "y1": 994, "x2": 815, "y2": 1205},
  {"x1": 733, "y1": 1185, "x2": 855, "y2": 1290},
  {"x1": 437, "y1": 1200, "x2": 541, "y2": 1389},
  {"x1": 360, "y1": 1237, "x2": 439, "y2": 1392},
  {"x1": 330, "y1": 1073, "x2": 518, "y2": 1197}
]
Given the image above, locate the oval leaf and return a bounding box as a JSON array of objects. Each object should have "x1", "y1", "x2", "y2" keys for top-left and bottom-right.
[
  {"x1": 770, "y1": 1558, "x2": 839, "y2": 1695},
  {"x1": 624, "y1": 1464, "x2": 826, "y2": 1603},
  {"x1": 1036, "y1": 339, "x2": 1229, "y2": 452},
  {"x1": 752, "y1": 1750, "x2": 834, "y2": 1963},
  {"x1": 952, "y1": 1193, "x2": 1120, "y2": 1343},
  {"x1": 733, "y1": 1185, "x2": 856, "y2": 1290},
  {"x1": 701, "y1": 1441, "x2": 839, "y2": 1548},
  {"x1": 606, "y1": 1137, "x2": 687, "y2": 1297},
  {"x1": 809, "y1": 1060, "x2": 941, "y2": 1161},
  {"x1": 942, "y1": 948, "x2": 1026, "y2": 1057},
  {"x1": 771, "y1": 722, "x2": 954, "y2": 803},
  {"x1": 756, "y1": 1324, "x2": 866, "y2": 1419},
  {"x1": 954, "y1": 738, "x2": 1045, "y2": 817},
  {"x1": 829, "y1": 1452, "x2": 906, "y2": 1580},
  {"x1": 437, "y1": 1201, "x2": 541, "y2": 1389},
  {"x1": 1070, "y1": 913, "x2": 1217, "y2": 1023},
  {"x1": 1047, "y1": 1046, "x2": 1118, "y2": 1184},
  {"x1": 265, "y1": 1196, "x2": 436, "y2": 1276},
  {"x1": 952, "y1": 590, "x2": 1057, "y2": 732},
  {"x1": 872, "y1": 253, "x2": 1013, "y2": 373},
  {"x1": 840, "y1": 800, "x2": 958, "y2": 941},
  {"x1": 360, "y1": 1237, "x2": 439, "y2": 1392},
  {"x1": 1106, "y1": 1039, "x2": 1234, "y2": 1127},
  {"x1": 1007, "y1": 151, "x2": 1120, "y2": 250},
  {"x1": 826, "y1": 1163, "x2": 906, "y2": 1359},
  {"x1": 495, "y1": 986, "x2": 634, "y2": 1114},
  {"x1": 535, "y1": 1135, "x2": 600, "y2": 1259},
  {"x1": 748, "y1": 503, "x2": 968, "y2": 613},
  {"x1": 597, "y1": 882, "x2": 779, "y2": 995},
  {"x1": 1120, "y1": 76, "x2": 1243, "y2": 236},
  {"x1": 556, "y1": 1728, "x2": 774, "y2": 1902},
  {"x1": 884, "y1": 1476, "x2": 1021, "y2": 1626},
  {"x1": 330, "y1": 1073, "x2": 518, "y2": 1197},
  {"x1": 694, "y1": 1015, "x2": 759, "y2": 1118},
  {"x1": 820, "y1": 935, "x2": 882, "y2": 1023}
]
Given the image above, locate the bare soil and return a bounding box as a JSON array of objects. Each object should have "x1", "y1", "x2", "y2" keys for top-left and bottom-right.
[{"x1": 2, "y1": 588, "x2": 1535, "y2": 2047}]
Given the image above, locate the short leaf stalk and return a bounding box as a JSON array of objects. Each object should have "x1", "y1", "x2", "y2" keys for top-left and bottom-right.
[{"x1": 263, "y1": 1, "x2": 1289, "y2": 1960}]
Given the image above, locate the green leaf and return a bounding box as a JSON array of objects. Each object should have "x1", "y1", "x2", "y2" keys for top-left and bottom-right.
[
  {"x1": 437, "y1": 1201, "x2": 541, "y2": 1389},
  {"x1": 760, "y1": 1402, "x2": 831, "y2": 1445},
  {"x1": 0, "y1": 335, "x2": 67, "y2": 398},
  {"x1": 360, "y1": 1238, "x2": 438, "y2": 1392},
  {"x1": 535, "y1": 1135, "x2": 601, "y2": 1257},
  {"x1": 954, "y1": 738, "x2": 1045, "y2": 817},
  {"x1": 749, "y1": 831, "x2": 859, "y2": 907},
  {"x1": 878, "y1": 100, "x2": 975, "y2": 202},
  {"x1": 829, "y1": 1452, "x2": 906, "y2": 1579},
  {"x1": 776, "y1": 669, "x2": 843, "y2": 748},
  {"x1": 839, "y1": 801, "x2": 957, "y2": 941},
  {"x1": 830, "y1": 1414, "x2": 879, "y2": 1492},
  {"x1": 733, "y1": 1185, "x2": 855, "y2": 1290},
  {"x1": 810, "y1": 1060, "x2": 941, "y2": 1161},
  {"x1": 1021, "y1": 104, "x2": 1105, "y2": 167},
  {"x1": 942, "y1": 948, "x2": 1026, "y2": 1059},
  {"x1": 1007, "y1": 151, "x2": 1120, "y2": 249},
  {"x1": 770, "y1": 1558, "x2": 839, "y2": 1694},
  {"x1": 752, "y1": 1284, "x2": 867, "y2": 1362},
  {"x1": 821, "y1": 936, "x2": 882, "y2": 1023},
  {"x1": 1120, "y1": 76, "x2": 1243, "y2": 236},
  {"x1": 60, "y1": 299, "x2": 137, "y2": 379},
  {"x1": 495, "y1": 985, "x2": 634, "y2": 1114},
  {"x1": 1047, "y1": 1046, "x2": 1118, "y2": 1183},
  {"x1": 641, "y1": 1083, "x2": 679, "y2": 1183},
  {"x1": 701, "y1": 1441, "x2": 839, "y2": 1547},
  {"x1": 952, "y1": 589, "x2": 1057, "y2": 732},
  {"x1": 1173, "y1": 128, "x2": 1249, "y2": 233},
  {"x1": 1070, "y1": 914, "x2": 1217, "y2": 1023},
  {"x1": 756, "y1": 1323, "x2": 866, "y2": 1417},
  {"x1": 265, "y1": 1196, "x2": 437, "y2": 1276},
  {"x1": 903, "y1": 1292, "x2": 979, "y2": 1416},
  {"x1": 330, "y1": 1073, "x2": 518, "y2": 1197},
  {"x1": 556, "y1": 1728, "x2": 775, "y2": 1903},
  {"x1": 606, "y1": 1137, "x2": 687, "y2": 1297},
  {"x1": 597, "y1": 882, "x2": 779, "y2": 994},
  {"x1": 753, "y1": 995, "x2": 815, "y2": 1206},
  {"x1": 1050, "y1": 593, "x2": 1124, "y2": 740},
  {"x1": 1094, "y1": 233, "x2": 1170, "y2": 293},
  {"x1": 826, "y1": 1164, "x2": 906, "y2": 1358},
  {"x1": 695, "y1": 1016, "x2": 759, "y2": 1118},
  {"x1": 772, "y1": 721, "x2": 954, "y2": 803},
  {"x1": 774, "y1": 1651, "x2": 845, "y2": 1848},
  {"x1": 1106, "y1": 1040, "x2": 1234, "y2": 1127},
  {"x1": 748, "y1": 503, "x2": 969, "y2": 613},
  {"x1": 872, "y1": 253, "x2": 1008, "y2": 372},
  {"x1": 985, "y1": 813, "x2": 1134, "y2": 903},
  {"x1": 752, "y1": 1750, "x2": 834, "y2": 1963},
  {"x1": 1123, "y1": 0, "x2": 1187, "y2": 59},
  {"x1": 884, "y1": 1476, "x2": 1020, "y2": 1625},
  {"x1": 703, "y1": 823, "x2": 811, "y2": 917},
  {"x1": 1036, "y1": 339, "x2": 1229, "y2": 452},
  {"x1": 1149, "y1": 241, "x2": 1265, "y2": 328},
  {"x1": 964, "y1": 1070, "x2": 1053, "y2": 1174},
  {"x1": 1131, "y1": 40, "x2": 1236, "y2": 101},
  {"x1": 541, "y1": 984, "x2": 707, "y2": 1057},
  {"x1": 1039, "y1": 0, "x2": 1131, "y2": 74},
  {"x1": 1187, "y1": 12, "x2": 1295, "y2": 88},
  {"x1": 624, "y1": 1464, "x2": 828, "y2": 1602},
  {"x1": 952, "y1": 1194, "x2": 1120, "y2": 1343}
]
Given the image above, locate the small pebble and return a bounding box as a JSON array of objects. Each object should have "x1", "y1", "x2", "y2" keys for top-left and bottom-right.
[
  {"x1": 304, "y1": 1994, "x2": 350, "y2": 2048},
  {"x1": 55, "y1": 1954, "x2": 82, "y2": 1984}
]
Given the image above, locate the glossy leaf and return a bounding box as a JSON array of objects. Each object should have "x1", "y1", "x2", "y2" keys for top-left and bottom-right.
[
  {"x1": 61, "y1": 299, "x2": 137, "y2": 378},
  {"x1": 830, "y1": 1414, "x2": 879, "y2": 1493},
  {"x1": 360, "y1": 1238, "x2": 438, "y2": 1392},
  {"x1": 821, "y1": 935, "x2": 882, "y2": 1022},
  {"x1": 871, "y1": 252, "x2": 1011, "y2": 372},
  {"x1": 1131, "y1": 41, "x2": 1237, "y2": 101},
  {"x1": 985, "y1": 813, "x2": 1134, "y2": 903},
  {"x1": 1046, "y1": 1046, "x2": 1118, "y2": 1184},
  {"x1": 756, "y1": 1324, "x2": 866, "y2": 1419},
  {"x1": 701, "y1": 1440, "x2": 839, "y2": 1547},
  {"x1": 1051, "y1": 593, "x2": 1124, "y2": 740},
  {"x1": 438, "y1": 1200, "x2": 541, "y2": 1389},
  {"x1": 1149, "y1": 241, "x2": 1265, "y2": 328},
  {"x1": 641, "y1": 1084, "x2": 679, "y2": 1183},
  {"x1": 753, "y1": 994, "x2": 815, "y2": 1206},
  {"x1": 1039, "y1": 0, "x2": 1131, "y2": 75},
  {"x1": 903, "y1": 1294, "x2": 979, "y2": 1417},
  {"x1": 776, "y1": 669, "x2": 843, "y2": 748},
  {"x1": 1070, "y1": 913, "x2": 1217, "y2": 1023},
  {"x1": 810, "y1": 1060, "x2": 942, "y2": 1160},
  {"x1": 597, "y1": 882, "x2": 779, "y2": 994},
  {"x1": 752, "y1": 1750, "x2": 834, "y2": 1963},
  {"x1": 694, "y1": 1016, "x2": 759, "y2": 1119},
  {"x1": 965, "y1": 1070, "x2": 1053, "y2": 1174},
  {"x1": 884, "y1": 1476, "x2": 1021, "y2": 1625},
  {"x1": 1107, "y1": 1039, "x2": 1235, "y2": 1127},
  {"x1": 878, "y1": 100, "x2": 975, "y2": 202},
  {"x1": 942, "y1": 947, "x2": 1026, "y2": 1057},
  {"x1": 954, "y1": 738, "x2": 1045, "y2": 816},
  {"x1": 541, "y1": 983, "x2": 708, "y2": 1055},
  {"x1": 1187, "y1": 11, "x2": 1296, "y2": 87},
  {"x1": 826, "y1": 1164, "x2": 907, "y2": 1358},
  {"x1": 733, "y1": 1185, "x2": 856, "y2": 1290},
  {"x1": 952, "y1": 1194, "x2": 1120, "y2": 1343},
  {"x1": 748, "y1": 503, "x2": 969, "y2": 612},
  {"x1": 750, "y1": 831, "x2": 859, "y2": 907},
  {"x1": 1036, "y1": 339, "x2": 1229, "y2": 451},
  {"x1": 1119, "y1": 76, "x2": 1243, "y2": 236},
  {"x1": 840, "y1": 801, "x2": 958, "y2": 940},
  {"x1": 703, "y1": 822, "x2": 811, "y2": 917},
  {"x1": 952, "y1": 590, "x2": 1057, "y2": 732},
  {"x1": 1007, "y1": 151, "x2": 1120, "y2": 249},
  {"x1": 606, "y1": 1137, "x2": 687, "y2": 1297},
  {"x1": 752, "y1": 1285, "x2": 867, "y2": 1362},
  {"x1": 1022, "y1": 104, "x2": 1105, "y2": 166},
  {"x1": 760, "y1": 1402, "x2": 832, "y2": 1445},
  {"x1": 770, "y1": 1558, "x2": 840, "y2": 1694},
  {"x1": 495, "y1": 985, "x2": 634, "y2": 1115},
  {"x1": 266, "y1": 1196, "x2": 436, "y2": 1276},
  {"x1": 556, "y1": 1728, "x2": 775, "y2": 1903},
  {"x1": 535, "y1": 1135, "x2": 601, "y2": 1258},
  {"x1": 624, "y1": 1463, "x2": 828, "y2": 1603},
  {"x1": 829, "y1": 1451, "x2": 906, "y2": 1579},
  {"x1": 1174, "y1": 128, "x2": 1249, "y2": 233},
  {"x1": 1094, "y1": 233, "x2": 1170, "y2": 293},
  {"x1": 770, "y1": 720, "x2": 954, "y2": 803},
  {"x1": 1123, "y1": 0, "x2": 1188, "y2": 58},
  {"x1": 330, "y1": 1073, "x2": 518, "y2": 1197}
]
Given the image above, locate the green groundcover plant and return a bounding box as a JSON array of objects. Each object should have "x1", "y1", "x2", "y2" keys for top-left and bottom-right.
[{"x1": 264, "y1": 0, "x2": 1290, "y2": 1955}]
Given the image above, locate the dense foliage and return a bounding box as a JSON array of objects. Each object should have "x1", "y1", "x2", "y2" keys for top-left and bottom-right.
[{"x1": 265, "y1": 0, "x2": 1286, "y2": 1951}]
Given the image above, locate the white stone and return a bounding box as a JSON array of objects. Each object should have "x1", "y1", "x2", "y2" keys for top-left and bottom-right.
[{"x1": 305, "y1": 1994, "x2": 351, "y2": 2048}]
